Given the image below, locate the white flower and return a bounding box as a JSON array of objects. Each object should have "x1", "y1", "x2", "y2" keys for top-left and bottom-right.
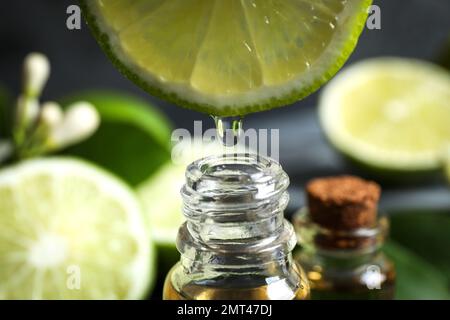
[
  {"x1": 23, "y1": 53, "x2": 50, "y2": 98},
  {"x1": 51, "y1": 102, "x2": 100, "y2": 148}
]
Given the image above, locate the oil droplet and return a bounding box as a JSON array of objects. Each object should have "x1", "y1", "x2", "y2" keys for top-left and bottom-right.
[{"x1": 213, "y1": 116, "x2": 244, "y2": 147}]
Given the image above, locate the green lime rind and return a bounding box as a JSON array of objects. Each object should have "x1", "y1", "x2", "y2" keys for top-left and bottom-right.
[
  {"x1": 61, "y1": 91, "x2": 172, "y2": 186},
  {"x1": 445, "y1": 150, "x2": 450, "y2": 184},
  {"x1": 79, "y1": 0, "x2": 372, "y2": 116},
  {"x1": 446, "y1": 161, "x2": 450, "y2": 184},
  {"x1": 62, "y1": 90, "x2": 172, "y2": 151}
]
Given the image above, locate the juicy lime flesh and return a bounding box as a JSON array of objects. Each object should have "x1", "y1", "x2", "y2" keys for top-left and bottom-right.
[
  {"x1": 341, "y1": 67, "x2": 450, "y2": 154},
  {"x1": 85, "y1": 0, "x2": 371, "y2": 114},
  {"x1": 0, "y1": 159, "x2": 151, "y2": 299},
  {"x1": 102, "y1": 0, "x2": 340, "y2": 90}
]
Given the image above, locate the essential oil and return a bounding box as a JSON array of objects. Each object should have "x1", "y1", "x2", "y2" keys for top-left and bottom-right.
[
  {"x1": 293, "y1": 176, "x2": 396, "y2": 300},
  {"x1": 163, "y1": 154, "x2": 309, "y2": 300}
]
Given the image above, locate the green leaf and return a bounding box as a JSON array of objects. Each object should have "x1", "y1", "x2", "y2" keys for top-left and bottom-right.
[
  {"x1": 61, "y1": 90, "x2": 172, "y2": 186},
  {"x1": 390, "y1": 211, "x2": 450, "y2": 284},
  {"x1": 384, "y1": 241, "x2": 449, "y2": 300}
]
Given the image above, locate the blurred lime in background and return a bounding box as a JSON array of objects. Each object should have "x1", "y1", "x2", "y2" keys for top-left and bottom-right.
[
  {"x1": 62, "y1": 91, "x2": 172, "y2": 186},
  {"x1": 137, "y1": 139, "x2": 240, "y2": 277},
  {"x1": 320, "y1": 58, "x2": 450, "y2": 179},
  {"x1": 138, "y1": 162, "x2": 185, "y2": 274},
  {"x1": 0, "y1": 158, "x2": 154, "y2": 299}
]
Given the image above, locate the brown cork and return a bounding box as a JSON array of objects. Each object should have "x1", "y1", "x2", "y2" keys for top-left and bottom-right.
[{"x1": 306, "y1": 175, "x2": 381, "y2": 231}]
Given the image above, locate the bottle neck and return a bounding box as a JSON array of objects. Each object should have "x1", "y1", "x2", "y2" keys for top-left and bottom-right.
[
  {"x1": 294, "y1": 208, "x2": 389, "y2": 264},
  {"x1": 177, "y1": 154, "x2": 296, "y2": 272}
]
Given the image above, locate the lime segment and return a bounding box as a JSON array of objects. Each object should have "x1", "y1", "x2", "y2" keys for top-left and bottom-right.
[
  {"x1": 0, "y1": 158, "x2": 154, "y2": 299},
  {"x1": 81, "y1": 0, "x2": 371, "y2": 115}
]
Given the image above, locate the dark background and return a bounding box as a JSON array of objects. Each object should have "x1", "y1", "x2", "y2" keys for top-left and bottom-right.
[{"x1": 0, "y1": 0, "x2": 449, "y2": 211}]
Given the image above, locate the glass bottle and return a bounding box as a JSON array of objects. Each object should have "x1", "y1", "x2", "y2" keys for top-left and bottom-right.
[
  {"x1": 163, "y1": 154, "x2": 309, "y2": 300},
  {"x1": 293, "y1": 208, "x2": 396, "y2": 300}
]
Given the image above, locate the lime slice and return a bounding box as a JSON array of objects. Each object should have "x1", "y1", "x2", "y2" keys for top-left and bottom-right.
[
  {"x1": 0, "y1": 158, "x2": 154, "y2": 299},
  {"x1": 80, "y1": 0, "x2": 371, "y2": 116},
  {"x1": 320, "y1": 58, "x2": 450, "y2": 172}
]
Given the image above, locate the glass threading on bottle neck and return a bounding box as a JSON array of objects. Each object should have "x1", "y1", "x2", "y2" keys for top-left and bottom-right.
[{"x1": 178, "y1": 154, "x2": 296, "y2": 269}]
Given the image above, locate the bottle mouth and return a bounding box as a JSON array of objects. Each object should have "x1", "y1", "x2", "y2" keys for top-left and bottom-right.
[
  {"x1": 182, "y1": 153, "x2": 289, "y2": 210},
  {"x1": 178, "y1": 153, "x2": 295, "y2": 258}
]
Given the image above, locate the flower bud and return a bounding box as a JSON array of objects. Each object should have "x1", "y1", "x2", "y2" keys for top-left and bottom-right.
[
  {"x1": 52, "y1": 102, "x2": 100, "y2": 148},
  {"x1": 23, "y1": 53, "x2": 50, "y2": 98},
  {"x1": 40, "y1": 102, "x2": 63, "y2": 129}
]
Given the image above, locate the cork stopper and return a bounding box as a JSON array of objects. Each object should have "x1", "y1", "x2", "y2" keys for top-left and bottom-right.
[{"x1": 306, "y1": 175, "x2": 381, "y2": 231}]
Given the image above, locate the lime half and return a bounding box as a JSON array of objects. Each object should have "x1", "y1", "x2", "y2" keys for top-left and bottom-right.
[
  {"x1": 138, "y1": 140, "x2": 244, "y2": 276},
  {"x1": 320, "y1": 58, "x2": 450, "y2": 172},
  {"x1": 138, "y1": 162, "x2": 185, "y2": 247},
  {"x1": 81, "y1": 0, "x2": 371, "y2": 116},
  {"x1": 0, "y1": 158, "x2": 154, "y2": 299},
  {"x1": 138, "y1": 139, "x2": 233, "y2": 247}
]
